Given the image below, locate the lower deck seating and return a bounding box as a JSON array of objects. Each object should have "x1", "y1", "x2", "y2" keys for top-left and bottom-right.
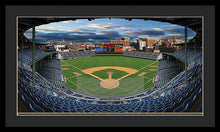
[
  {"x1": 18, "y1": 48, "x2": 48, "y2": 65},
  {"x1": 59, "y1": 51, "x2": 95, "y2": 60},
  {"x1": 153, "y1": 59, "x2": 181, "y2": 89},
  {"x1": 123, "y1": 51, "x2": 160, "y2": 60},
  {"x1": 17, "y1": 46, "x2": 203, "y2": 113},
  {"x1": 18, "y1": 62, "x2": 202, "y2": 112}
]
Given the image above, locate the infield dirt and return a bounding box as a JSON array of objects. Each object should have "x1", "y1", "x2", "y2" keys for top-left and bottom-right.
[{"x1": 82, "y1": 66, "x2": 139, "y2": 89}]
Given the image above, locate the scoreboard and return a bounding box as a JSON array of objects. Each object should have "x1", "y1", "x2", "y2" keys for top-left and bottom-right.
[{"x1": 95, "y1": 44, "x2": 123, "y2": 54}]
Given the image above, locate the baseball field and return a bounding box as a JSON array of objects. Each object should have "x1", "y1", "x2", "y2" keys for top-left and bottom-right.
[{"x1": 61, "y1": 56, "x2": 158, "y2": 97}]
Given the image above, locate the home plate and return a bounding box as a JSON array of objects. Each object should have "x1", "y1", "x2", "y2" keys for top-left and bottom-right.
[{"x1": 100, "y1": 79, "x2": 119, "y2": 89}]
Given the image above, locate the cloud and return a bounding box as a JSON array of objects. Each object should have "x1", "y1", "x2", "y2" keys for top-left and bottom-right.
[
  {"x1": 26, "y1": 28, "x2": 65, "y2": 34},
  {"x1": 84, "y1": 23, "x2": 127, "y2": 30},
  {"x1": 30, "y1": 25, "x2": 67, "y2": 33},
  {"x1": 165, "y1": 28, "x2": 196, "y2": 37},
  {"x1": 160, "y1": 34, "x2": 182, "y2": 40},
  {"x1": 86, "y1": 24, "x2": 112, "y2": 29},
  {"x1": 69, "y1": 32, "x2": 97, "y2": 36},
  {"x1": 24, "y1": 21, "x2": 196, "y2": 43},
  {"x1": 130, "y1": 30, "x2": 165, "y2": 37},
  {"x1": 36, "y1": 29, "x2": 50, "y2": 32},
  {"x1": 161, "y1": 24, "x2": 177, "y2": 27},
  {"x1": 152, "y1": 28, "x2": 164, "y2": 31},
  {"x1": 60, "y1": 21, "x2": 70, "y2": 24},
  {"x1": 125, "y1": 31, "x2": 133, "y2": 34},
  {"x1": 166, "y1": 34, "x2": 183, "y2": 37},
  {"x1": 115, "y1": 27, "x2": 133, "y2": 30},
  {"x1": 27, "y1": 30, "x2": 123, "y2": 42},
  {"x1": 67, "y1": 29, "x2": 96, "y2": 33},
  {"x1": 46, "y1": 25, "x2": 64, "y2": 29},
  {"x1": 73, "y1": 20, "x2": 83, "y2": 23},
  {"x1": 99, "y1": 31, "x2": 121, "y2": 37},
  {"x1": 107, "y1": 23, "x2": 113, "y2": 25}
]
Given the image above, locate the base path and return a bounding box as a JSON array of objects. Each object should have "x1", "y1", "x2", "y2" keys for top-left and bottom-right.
[
  {"x1": 138, "y1": 72, "x2": 146, "y2": 76},
  {"x1": 149, "y1": 69, "x2": 157, "y2": 71},
  {"x1": 73, "y1": 72, "x2": 81, "y2": 76},
  {"x1": 81, "y1": 66, "x2": 138, "y2": 89}
]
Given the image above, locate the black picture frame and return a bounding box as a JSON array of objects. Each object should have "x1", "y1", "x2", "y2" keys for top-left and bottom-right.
[{"x1": 5, "y1": 5, "x2": 215, "y2": 127}]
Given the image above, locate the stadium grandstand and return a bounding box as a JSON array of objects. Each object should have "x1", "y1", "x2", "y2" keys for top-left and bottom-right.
[{"x1": 17, "y1": 17, "x2": 202, "y2": 113}]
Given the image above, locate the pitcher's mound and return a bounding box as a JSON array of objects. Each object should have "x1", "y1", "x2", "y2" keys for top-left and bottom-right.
[{"x1": 100, "y1": 79, "x2": 119, "y2": 89}]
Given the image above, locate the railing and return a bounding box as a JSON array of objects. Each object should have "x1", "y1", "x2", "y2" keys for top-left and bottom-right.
[{"x1": 28, "y1": 52, "x2": 56, "y2": 66}]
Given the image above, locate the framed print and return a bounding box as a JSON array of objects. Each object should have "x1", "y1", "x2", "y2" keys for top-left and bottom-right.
[{"x1": 5, "y1": 5, "x2": 215, "y2": 127}]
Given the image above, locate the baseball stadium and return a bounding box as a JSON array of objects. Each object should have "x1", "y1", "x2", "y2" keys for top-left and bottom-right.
[{"x1": 17, "y1": 17, "x2": 203, "y2": 114}]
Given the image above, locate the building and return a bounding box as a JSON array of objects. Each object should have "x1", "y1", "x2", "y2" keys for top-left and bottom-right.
[
  {"x1": 175, "y1": 39, "x2": 183, "y2": 44},
  {"x1": 157, "y1": 40, "x2": 162, "y2": 45},
  {"x1": 54, "y1": 44, "x2": 69, "y2": 52},
  {"x1": 110, "y1": 36, "x2": 130, "y2": 51},
  {"x1": 171, "y1": 36, "x2": 184, "y2": 47},
  {"x1": 162, "y1": 39, "x2": 171, "y2": 47},
  {"x1": 45, "y1": 45, "x2": 56, "y2": 52},
  {"x1": 146, "y1": 38, "x2": 157, "y2": 48},
  {"x1": 137, "y1": 38, "x2": 147, "y2": 51},
  {"x1": 172, "y1": 39, "x2": 183, "y2": 50},
  {"x1": 136, "y1": 38, "x2": 158, "y2": 51},
  {"x1": 173, "y1": 36, "x2": 176, "y2": 45}
]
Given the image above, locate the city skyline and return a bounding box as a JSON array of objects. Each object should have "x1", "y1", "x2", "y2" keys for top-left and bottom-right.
[{"x1": 24, "y1": 18, "x2": 196, "y2": 43}]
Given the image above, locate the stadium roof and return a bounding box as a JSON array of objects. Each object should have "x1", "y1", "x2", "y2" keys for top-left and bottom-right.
[{"x1": 18, "y1": 17, "x2": 202, "y2": 45}]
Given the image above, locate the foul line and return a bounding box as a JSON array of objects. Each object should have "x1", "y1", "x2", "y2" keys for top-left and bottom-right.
[
  {"x1": 86, "y1": 73, "x2": 104, "y2": 81},
  {"x1": 66, "y1": 78, "x2": 90, "y2": 94},
  {"x1": 119, "y1": 77, "x2": 144, "y2": 88},
  {"x1": 117, "y1": 86, "x2": 130, "y2": 92},
  {"x1": 90, "y1": 86, "x2": 104, "y2": 93},
  {"x1": 131, "y1": 79, "x2": 152, "y2": 93},
  {"x1": 62, "y1": 61, "x2": 82, "y2": 71},
  {"x1": 66, "y1": 75, "x2": 79, "y2": 79},
  {"x1": 138, "y1": 61, "x2": 158, "y2": 71},
  {"x1": 139, "y1": 75, "x2": 153, "y2": 80},
  {"x1": 117, "y1": 73, "x2": 133, "y2": 81}
]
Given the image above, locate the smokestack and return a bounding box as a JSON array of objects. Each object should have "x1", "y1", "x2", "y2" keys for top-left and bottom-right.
[{"x1": 173, "y1": 36, "x2": 176, "y2": 44}]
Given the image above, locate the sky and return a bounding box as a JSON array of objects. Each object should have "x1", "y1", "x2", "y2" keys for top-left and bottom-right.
[{"x1": 24, "y1": 18, "x2": 196, "y2": 43}]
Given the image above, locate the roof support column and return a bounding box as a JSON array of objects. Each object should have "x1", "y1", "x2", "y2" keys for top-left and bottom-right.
[
  {"x1": 194, "y1": 43, "x2": 197, "y2": 66},
  {"x1": 184, "y1": 25, "x2": 188, "y2": 87},
  {"x1": 21, "y1": 36, "x2": 24, "y2": 68},
  {"x1": 32, "y1": 25, "x2": 36, "y2": 85}
]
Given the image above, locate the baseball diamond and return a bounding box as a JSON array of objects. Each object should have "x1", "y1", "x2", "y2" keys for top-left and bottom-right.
[{"x1": 62, "y1": 56, "x2": 158, "y2": 97}]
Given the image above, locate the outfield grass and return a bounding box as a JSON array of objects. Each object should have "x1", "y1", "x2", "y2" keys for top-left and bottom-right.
[{"x1": 61, "y1": 56, "x2": 158, "y2": 97}]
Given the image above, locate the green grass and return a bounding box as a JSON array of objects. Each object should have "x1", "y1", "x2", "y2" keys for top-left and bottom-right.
[{"x1": 61, "y1": 56, "x2": 158, "y2": 97}]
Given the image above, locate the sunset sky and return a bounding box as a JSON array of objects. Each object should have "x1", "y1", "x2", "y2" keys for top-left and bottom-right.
[{"x1": 24, "y1": 18, "x2": 196, "y2": 43}]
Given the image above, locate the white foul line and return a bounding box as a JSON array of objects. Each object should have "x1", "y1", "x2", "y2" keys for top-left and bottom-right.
[
  {"x1": 62, "y1": 61, "x2": 82, "y2": 71},
  {"x1": 131, "y1": 79, "x2": 152, "y2": 93},
  {"x1": 138, "y1": 61, "x2": 158, "y2": 71},
  {"x1": 66, "y1": 78, "x2": 90, "y2": 94}
]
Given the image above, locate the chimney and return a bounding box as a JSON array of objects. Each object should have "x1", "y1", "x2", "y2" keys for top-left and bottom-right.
[{"x1": 173, "y1": 36, "x2": 176, "y2": 44}]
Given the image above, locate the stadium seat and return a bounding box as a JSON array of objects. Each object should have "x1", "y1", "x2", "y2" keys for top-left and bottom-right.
[{"x1": 18, "y1": 46, "x2": 202, "y2": 113}]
